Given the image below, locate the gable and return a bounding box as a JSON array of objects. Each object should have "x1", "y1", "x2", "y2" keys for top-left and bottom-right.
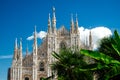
[{"x1": 57, "y1": 26, "x2": 70, "y2": 36}]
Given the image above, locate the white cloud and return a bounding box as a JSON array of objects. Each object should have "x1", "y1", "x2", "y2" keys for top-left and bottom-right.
[
  {"x1": 0, "y1": 55, "x2": 13, "y2": 59},
  {"x1": 27, "y1": 35, "x2": 34, "y2": 40},
  {"x1": 79, "y1": 26, "x2": 112, "y2": 49},
  {"x1": 27, "y1": 31, "x2": 47, "y2": 40},
  {"x1": 37, "y1": 31, "x2": 47, "y2": 39},
  {"x1": 27, "y1": 26, "x2": 112, "y2": 50}
]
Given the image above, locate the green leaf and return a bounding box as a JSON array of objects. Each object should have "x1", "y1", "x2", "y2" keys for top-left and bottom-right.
[
  {"x1": 112, "y1": 44, "x2": 120, "y2": 56},
  {"x1": 80, "y1": 49, "x2": 120, "y2": 65}
]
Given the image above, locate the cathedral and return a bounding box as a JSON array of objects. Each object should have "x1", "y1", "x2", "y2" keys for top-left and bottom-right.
[{"x1": 8, "y1": 7, "x2": 93, "y2": 80}]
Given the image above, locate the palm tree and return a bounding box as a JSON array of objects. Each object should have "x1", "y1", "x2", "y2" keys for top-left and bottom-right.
[
  {"x1": 98, "y1": 35, "x2": 120, "y2": 61},
  {"x1": 80, "y1": 30, "x2": 120, "y2": 80},
  {"x1": 52, "y1": 48, "x2": 93, "y2": 80}
]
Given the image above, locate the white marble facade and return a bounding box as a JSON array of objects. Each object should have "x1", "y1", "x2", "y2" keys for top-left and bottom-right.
[{"x1": 8, "y1": 7, "x2": 93, "y2": 80}]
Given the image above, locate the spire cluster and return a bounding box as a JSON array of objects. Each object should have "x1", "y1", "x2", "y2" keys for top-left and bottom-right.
[
  {"x1": 13, "y1": 38, "x2": 23, "y2": 61},
  {"x1": 70, "y1": 13, "x2": 79, "y2": 34},
  {"x1": 48, "y1": 7, "x2": 56, "y2": 34},
  {"x1": 13, "y1": 26, "x2": 38, "y2": 61},
  {"x1": 84, "y1": 30, "x2": 93, "y2": 50}
]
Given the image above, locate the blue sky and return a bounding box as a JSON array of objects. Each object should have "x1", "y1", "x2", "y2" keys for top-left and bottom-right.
[{"x1": 0, "y1": 0, "x2": 120, "y2": 80}]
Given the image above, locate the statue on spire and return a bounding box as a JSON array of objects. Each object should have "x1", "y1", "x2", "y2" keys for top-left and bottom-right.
[
  {"x1": 75, "y1": 13, "x2": 79, "y2": 33},
  {"x1": 48, "y1": 13, "x2": 51, "y2": 34},
  {"x1": 53, "y1": 6, "x2": 55, "y2": 13},
  {"x1": 52, "y1": 6, "x2": 56, "y2": 21},
  {"x1": 33, "y1": 25, "x2": 37, "y2": 55},
  {"x1": 15, "y1": 38, "x2": 18, "y2": 49},
  {"x1": 52, "y1": 6, "x2": 56, "y2": 33},
  {"x1": 13, "y1": 38, "x2": 18, "y2": 60},
  {"x1": 70, "y1": 13, "x2": 74, "y2": 33},
  {"x1": 34, "y1": 25, "x2": 37, "y2": 45},
  {"x1": 19, "y1": 38, "x2": 22, "y2": 60}
]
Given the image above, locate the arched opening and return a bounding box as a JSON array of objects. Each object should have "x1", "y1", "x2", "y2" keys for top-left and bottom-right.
[
  {"x1": 60, "y1": 41, "x2": 66, "y2": 49},
  {"x1": 39, "y1": 62, "x2": 44, "y2": 71},
  {"x1": 25, "y1": 77, "x2": 29, "y2": 80}
]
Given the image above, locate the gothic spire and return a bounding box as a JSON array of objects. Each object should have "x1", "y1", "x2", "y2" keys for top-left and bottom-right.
[
  {"x1": 34, "y1": 25, "x2": 37, "y2": 45},
  {"x1": 70, "y1": 14, "x2": 74, "y2": 33},
  {"x1": 15, "y1": 38, "x2": 17, "y2": 49},
  {"x1": 33, "y1": 26, "x2": 37, "y2": 55},
  {"x1": 48, "y1": 13, "x2": 51, "y2": 33},
  {"x1": 53, "y1": 7, "x2": 56, "y2": 20},
  {"x1": 71, "y1": 14, "x2": 74, "y2": 25},
  {"x1": 19, "y1": 38, "x2": 22, "y2": 59},
  {"x1": 13, "y1": 38, "x2": 18, "y2": 60},
  {"x1": 75, "y1": 13, "x2": 79, "y2": 33},
  {"x1": 52, "y1": 6, "x2": 56, "y2": 33}
]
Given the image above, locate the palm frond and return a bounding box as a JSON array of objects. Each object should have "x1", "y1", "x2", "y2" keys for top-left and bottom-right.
[{"x1": 80, "y1": 49, "x2": 120, "y2": 65}]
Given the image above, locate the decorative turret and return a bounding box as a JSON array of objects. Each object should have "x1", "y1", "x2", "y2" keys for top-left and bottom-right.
[
  {"x1": 13, "y1": 38, "x2": 18, "y2": 60},
  {"x1": 75, "y1": 14, "x2": 79, "y2": 33},
  {"x1": 33, "y1": 26, "x2": 37, "y2": 55},
  {"x1": 70, "y1": 14, "x2": 74, "y2": 33},
  {"x1": 32, "y1": 26, "x2": 38, "y2": 80},
  {"x1": 52, "y1": 7, "x2": 56, "y2": 33},
  {"x1": 48, "y1": 13, "x2": 51, "y2": 34},
  {"x1": 19, "y1": 38, "x2": 22, "y2": 59}
]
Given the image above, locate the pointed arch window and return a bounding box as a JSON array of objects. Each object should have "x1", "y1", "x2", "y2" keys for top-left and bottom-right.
[{"x1": 39, "y1": 62, "x2": 44, "y2": 71}]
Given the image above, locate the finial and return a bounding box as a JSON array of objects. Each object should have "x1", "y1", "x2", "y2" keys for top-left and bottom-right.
[
  {"x1": 33, "y1": 25, "x2": 37, "y2": 49},
  {"x1": 48, "y1": 13, "x2": 51, "y2": 33},
  {"x1": 48, "y1": 13, "x2": 51, "y2": 23},
  {"x1": 52, "y1": 6, "x2": 56, "y2": 19},
  {"x1": 75, "y1": 13, "x2": 79, "y2": 33},
  {"x1": 19, "y1": 38, "x2": 22, "y2": 59},
  {"x1": 15, "y1": 38, "x2": 18, "y2": 49},
  {"x1": 14, "y1": 38, "x2": 18, "y2": 60},
  {"x1": 53, "y1": 6, "x2": 55, "y2": 12},
  {"x1": 52, "y1": 6, "x2": 56, "y2": 33}
]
